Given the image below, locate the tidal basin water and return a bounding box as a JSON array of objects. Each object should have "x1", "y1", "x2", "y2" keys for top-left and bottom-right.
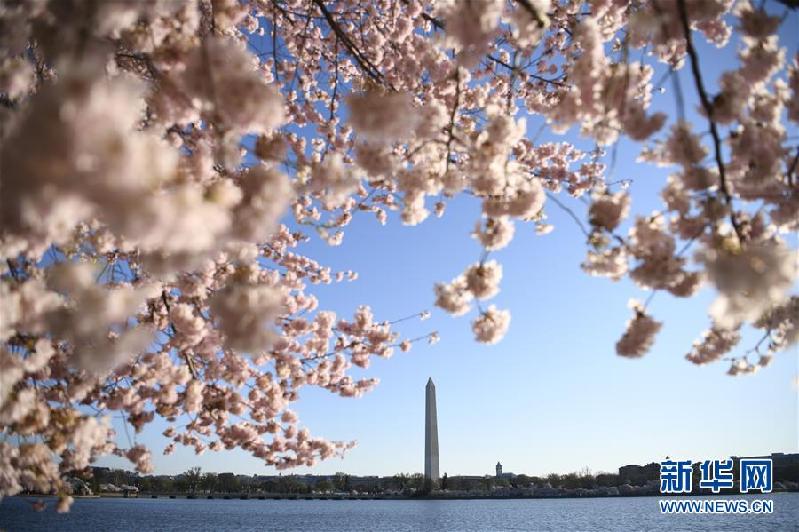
[{"x1": 1, "y1": 493, "x2": 797, "y2": 531}]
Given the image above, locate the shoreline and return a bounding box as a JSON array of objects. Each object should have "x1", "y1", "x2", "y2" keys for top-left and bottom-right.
[{"x1": 12, "y1": 490, "x2": 796, "y2": 503}]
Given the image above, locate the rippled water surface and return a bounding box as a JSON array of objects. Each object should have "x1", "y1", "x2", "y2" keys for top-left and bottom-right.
[{"x1": 1, "y1": 493, "x2": 797, "y2": 531}]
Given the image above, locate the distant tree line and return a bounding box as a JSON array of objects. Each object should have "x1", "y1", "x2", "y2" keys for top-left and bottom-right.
[
  {"x1": 86, "y1": 462, "x2": 799, "y2": 495},
  {"x1": 88, "y1": 468, "x2": 626, "y2": 495}
]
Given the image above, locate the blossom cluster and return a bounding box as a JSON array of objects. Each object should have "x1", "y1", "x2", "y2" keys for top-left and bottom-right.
[{"x1": 1, "y1": 0, "x2": 798, "y2": 513}]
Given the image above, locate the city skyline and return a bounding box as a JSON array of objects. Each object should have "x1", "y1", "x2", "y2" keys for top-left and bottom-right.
[{"x1": 95, "y1": 450, "x2": 799, "y2": 483}]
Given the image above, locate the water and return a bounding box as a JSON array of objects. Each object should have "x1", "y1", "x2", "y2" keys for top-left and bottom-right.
[{"x1": 1, "y1": 494, "x2": 797, "y2": 531}]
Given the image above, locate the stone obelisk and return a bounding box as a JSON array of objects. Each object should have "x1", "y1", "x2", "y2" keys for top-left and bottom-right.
[{"x1": 424, "y1": 378, "x2": 439, "y2": 482}]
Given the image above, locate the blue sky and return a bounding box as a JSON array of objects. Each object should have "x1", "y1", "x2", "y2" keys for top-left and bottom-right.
[{"x1": 100, "y1": 9, "x2": 798, "y2": 478}]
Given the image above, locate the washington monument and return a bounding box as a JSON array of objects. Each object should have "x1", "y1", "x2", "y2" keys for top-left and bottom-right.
[{"x1": 424, "y1": 378, "x2": 439, "y2": 482}]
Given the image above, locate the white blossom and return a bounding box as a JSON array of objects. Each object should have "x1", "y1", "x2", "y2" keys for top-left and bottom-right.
[
  {"x1": 347, "y1": 90, "x2": 418, "y2": 142},
  {"x1": 464, "y1": 260, "x2": 502, "y2": 300},
  {"x1": 210, "y1": 283, "x2": 284, "y2": 354},
  {"x1": 434, "y1": 276, "x2": 473, "y2": 316},
  {"x1": 471, "y1": 306, "x2": 511, "y2": 344},
  {"x1": 616, "y1": 302, "x2": 662, "y2": 358},
  {"x1": 696, "y1": 239, "x2": 797, "y2": 329}
]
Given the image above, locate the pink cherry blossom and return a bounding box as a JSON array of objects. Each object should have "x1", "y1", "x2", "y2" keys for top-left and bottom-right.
[{"x1": 1, "y1": 0, "x2": 797, "y2": 510}]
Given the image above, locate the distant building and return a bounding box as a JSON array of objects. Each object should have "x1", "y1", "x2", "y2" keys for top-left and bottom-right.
[
  {"x1": 735, "y1": 453, "x2": 799, "y2": 467},
  {"x1": 731, "y1": 453, "x2": 799, "y2": 483},
  {"x1": 495, "y1": 461, "x2": 516, "y2": 479},
  {"x1": 772, "y1": 453, "x2": 799, "y2": 466},
  {"x1": 67, "y1": 477, "x2": 92, "y2": 496},
  {"x1": 618, "y1": 463, "x2": 659, "y2": 485},
  {"x1": 349, "y1": 476, "x2": 380, "y2": 489},
  {"x1": 617, "y1": 453, "x2": 799, "y2": 488}
]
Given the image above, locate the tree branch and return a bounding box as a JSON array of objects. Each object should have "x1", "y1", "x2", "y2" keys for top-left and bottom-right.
[
  {"x1": 310, "y1": 0, "x2": 385, "y2": 84},
  {"x1": 676, "y1": 0, "x2": 743, "y2": 241},
  {"x1": 515, "y1": 0, "x2": 548, "y2": 27}
]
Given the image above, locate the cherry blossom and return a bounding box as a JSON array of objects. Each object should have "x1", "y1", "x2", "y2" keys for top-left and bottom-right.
[
  {"x1": 1, "y1": 0, "x2": 798, "y2": 510},
  {"x1": 471, "y1": 306, "x2": 512, "y2": 345},
  {"x1": 616, "y1": 301, "x2": 663, "y2": 359}
]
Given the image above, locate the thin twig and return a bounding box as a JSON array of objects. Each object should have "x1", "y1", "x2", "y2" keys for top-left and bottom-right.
[
  {"x1": 445, "y1": 69, "x2": 461, "y2": 173},
  {"x1": 487, "y1": 54, "x2": 566, "y2": 86},
  {"x1": 545, "y1": 192, "x2": 590, "y2": 237}
]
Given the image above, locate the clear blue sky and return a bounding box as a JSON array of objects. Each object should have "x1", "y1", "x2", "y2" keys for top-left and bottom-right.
[{"x1": 100, "y1": 10, "x2": 798, "y2": 478}]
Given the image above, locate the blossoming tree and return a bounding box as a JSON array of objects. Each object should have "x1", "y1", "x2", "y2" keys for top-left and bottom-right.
[{"x1": 1, "y1": 0, "x2": 797, "y2": 511}]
